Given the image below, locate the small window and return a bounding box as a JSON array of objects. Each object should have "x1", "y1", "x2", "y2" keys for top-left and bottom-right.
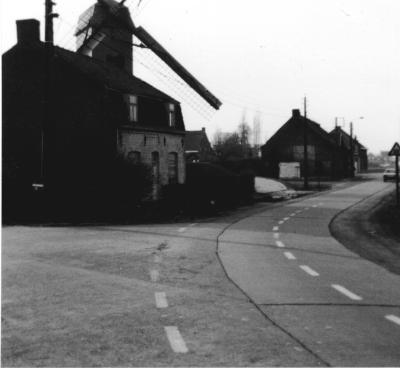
[
  {"x1": 127, "y1": 151, "x2": 141, "y2": 164},
  {"x1": 168, "y1": 152, "x2": 178, "y2": 184},
  {"x1": 128, "y1": 95, "x2": 138, "y2": 123},
  {"x1": 168, "y1": 103, "x2": 176, "y2": 127}
]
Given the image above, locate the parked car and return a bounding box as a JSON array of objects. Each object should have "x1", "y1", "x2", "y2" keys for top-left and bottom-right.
[{"x1": 383, "y1": 168, "x2": 397, "y2": 182}]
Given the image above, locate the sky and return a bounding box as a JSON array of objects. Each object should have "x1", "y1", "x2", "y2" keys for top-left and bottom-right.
[{"x1": 1, "y1": 0, "x2": 400, "y2": 153}]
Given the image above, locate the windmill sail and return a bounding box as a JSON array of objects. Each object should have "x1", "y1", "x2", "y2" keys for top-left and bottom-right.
[
  {"x1": 76, "y1": 0, "x2": 221, "y2": 110},
  {"x1": 133, "y1": 26, "x2": 222, "y2": 110}
]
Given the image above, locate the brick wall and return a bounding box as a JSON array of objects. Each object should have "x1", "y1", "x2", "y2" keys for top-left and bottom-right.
[{"x1": 118, "y1": 129, "x2": 186, "y2": 197}]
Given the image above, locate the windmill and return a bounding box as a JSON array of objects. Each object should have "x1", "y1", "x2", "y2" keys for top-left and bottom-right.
[{"x1": 75, "y1": 0, "x2": 222, "y2": 110}]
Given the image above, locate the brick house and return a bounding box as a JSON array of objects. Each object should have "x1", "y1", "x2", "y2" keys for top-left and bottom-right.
[
  {"x1": 4, "y1": 3, "x2": 218, "y2": 217},
  {"x1": 329, "y1": 126, "x2": 368, "y2": 173},
  {"x1": 184, "y1": 128, "x2": 216, "y2": 163},
  {"x1": 261, "y1": 109, "x2": 350, "y2": 179}
]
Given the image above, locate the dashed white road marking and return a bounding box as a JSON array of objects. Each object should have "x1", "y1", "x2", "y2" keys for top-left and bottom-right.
[
  {"x1": 312, "y1": 204, "x2": 318, "y2": 208},
  {"x1": 178, "y1": 227, "x2": 187, "y2": 233},
  {"x1": 290, "y1": 213, "x2": 296, "y2": 217},
  {"x1": 278, "y1": 221, "x2": 284, "y2": 225},
  {"x1": 284, "y1": 217, "x2": 290, "y2": 221},
  {"x1": 150, "y1": 270, "x2": 160, "y2": 282},
  {"x1": 296, "y1": 210, "x2": 302, "y2": 213},
  {"x1": 189, "y1": 223, "x2": 196, "y2": 227},
  {"x1": 331, "y1": 284, "x2": 362, "y2": 301},
  {"x1": 385, "y1": 315, "x2": 400, "y2": 326},
  {"x1": 273, "y1": 233, "x2": 280, "y2": 239},
  {"x1": 273, "y1": 226, "x2": 279, "y2": 232},
  {"x1": 284, "y1": 252, "x2": 296, "y2": 260},
  {"x1": 164, "y1": 326, "x2": 189, "y2": 353},
  {"x1": 276, "y1": 241, "x2": 285, "y2": 248},
  {"x1": 304, "y1": 207, "x2": 310, "y2": 211},
  {"x1": 300, "y1": 265, "x2": 319, "y2": 277},
  {"x1": 155, "y1": 292, "x2": 168, "y2": 308}
]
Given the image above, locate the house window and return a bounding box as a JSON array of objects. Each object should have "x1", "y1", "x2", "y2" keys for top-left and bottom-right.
[
  {"x1": 168, "y1": 152, "x2": 178, "y2": 184},
  {"x1": 128, "y1": 95, "x2": 138, "y2": 123},
  {"x1": 168, "y1": 103, "x2": 176, "y2": 127},
  {"x1": 127, "y1": 151, "x2": 141, "y2": 164}
]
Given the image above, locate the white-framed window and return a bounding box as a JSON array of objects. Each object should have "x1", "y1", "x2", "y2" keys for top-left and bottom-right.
[
  {"x1": 128, "y1": 95, "x2": 138, "y2": 123},
  {"x1": 168, "y1": 103, "x2": 176, "y2": 127}
]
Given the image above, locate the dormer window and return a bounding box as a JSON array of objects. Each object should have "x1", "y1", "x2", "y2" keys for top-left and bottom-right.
[
  {"x1": 168, "y1": 103, "x2": 176, "y2": 127},
  {"x1": 128, "y1": 95, "x2": 138, "y2": 123}
]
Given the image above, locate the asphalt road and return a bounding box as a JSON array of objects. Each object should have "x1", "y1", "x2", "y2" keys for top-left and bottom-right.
[
  {"x1": 219, "y1": 176, "x2": 400, "y2": 366},
  {"x1": 3, "y1": 175, "x2": 400, "y2": 366}
]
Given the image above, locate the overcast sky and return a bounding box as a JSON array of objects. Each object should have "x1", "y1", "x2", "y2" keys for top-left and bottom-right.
[{"x1": 1, "y1": 0, "x2": 399, "y2": 153}]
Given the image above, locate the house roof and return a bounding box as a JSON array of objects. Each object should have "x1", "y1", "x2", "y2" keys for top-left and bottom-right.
[
  {"x1": 53, "y1": 45, "x2": 178, "y2": 102},
  {"x1": 329, "y1": 127, "x2": 367, "y2": 151},
  {"x1": 185, "y1": 130, "x2": 207, "y2": 152},
  {"x1": 263, "y1": 113, "x2": 338, "y2": 150}
]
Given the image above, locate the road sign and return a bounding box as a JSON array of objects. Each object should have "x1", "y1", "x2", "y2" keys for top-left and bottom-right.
[
  {"x1": 388, "y1": 142, "x2": 400, "y2": 207},
  {"x1": 389, "y1": 142, "x2": 400, "y2": 156}
]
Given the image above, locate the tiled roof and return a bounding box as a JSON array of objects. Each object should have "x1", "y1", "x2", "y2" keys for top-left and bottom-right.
[
  {"x1": 184, "y1": 130, "x2": 205, "y2": 151},
  {"x1": 52, "y1": 44, "x2": 178, "y2": 103}
]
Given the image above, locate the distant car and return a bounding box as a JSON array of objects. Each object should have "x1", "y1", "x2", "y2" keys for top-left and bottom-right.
[{"x1": 383, "y1": 168, "x2": 396, "y2": 182}]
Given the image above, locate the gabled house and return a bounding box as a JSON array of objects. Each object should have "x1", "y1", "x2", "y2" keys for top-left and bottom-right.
[
  {"x1": 261, "y1": 109, "x2": 350, "y2": 179},
  {"x1": 329, "y1": 126, "x2": 368, "y2": 173},
  {"x1": 184, "y1": 128, "x2": 216, "y2": 163},
  {"x1": 2, "y1": 0, "x2": 221, "y2": 218}
]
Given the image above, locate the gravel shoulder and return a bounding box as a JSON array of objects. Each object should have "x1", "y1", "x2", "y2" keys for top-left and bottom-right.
[{"x1": 330, "y1": 185, "x2": 400, "y2": 276}]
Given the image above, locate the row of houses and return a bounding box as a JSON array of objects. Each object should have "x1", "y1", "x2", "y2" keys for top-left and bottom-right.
[
  {"x1": 261, "y1": 109, "x2": 368, "y2": 179},
  {"x1": 185, "y1": 110, "x2": 368, "y2": 180}
]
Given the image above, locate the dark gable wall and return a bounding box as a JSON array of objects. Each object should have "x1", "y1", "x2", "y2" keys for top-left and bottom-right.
[
  {"x1": 3, "y1": 45, "x2": 118, "y2": 203},
  {"x1": 262, "y1": 118, "x2": 349, "y2": 178}
]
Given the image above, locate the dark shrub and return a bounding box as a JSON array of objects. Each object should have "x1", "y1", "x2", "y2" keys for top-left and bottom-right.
[{"x1": 186, "y1": 163, "x2": 241, "y2": 211}]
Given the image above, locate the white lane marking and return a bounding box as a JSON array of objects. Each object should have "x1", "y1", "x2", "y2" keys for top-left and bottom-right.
[
  {"x1": 284, "y1": 217, "x2": 290, "y2": 221},
  {"x1": 278, "y1": 221, "x2": 284, "y2": 225},
  {"x1": 164, "y1": 326, "x2": 189, "y2": 353},
  {"x1": 385, "y1": 315, "x2": 400, "y2": 326},
  {"x1": 284, "y1": 252, "x2": 296, "y2": 260},
  {"x1": 318, "y1": 203, "x2": 324, "y2": 206},
  {"x1": 276, "y1": 241, "x2": 285, "y2": 248},
  {"x1": 150, "y1": 270, "x2": 160, "y2": 282},
  {"x1": 331, "y1": 284, "x2": 362, "y2": 301},
  {"x1": 290, "y1": 213, "x2": 296, "y2": 217},
  {"x1": 178, "y1": 227, "x2": 187, "y2": 233},
  {"x1": 304, "y1": 207, "x2": 310, "y2": 211},
  {"x1": 300, "y1": 265, "x2": 319, "y2": 277},
  {"x1": 296, "y1": 210, "x2": 302, "y2": 213},
  {"x1": 273, "y1": 226, "x2": 279, "y2": 232},
  {"x1": 312, "y1": 204, "x2": 318, "y2": 208},
  {"x1": 155, "y1": 292, "x2": 168, "y2": 308},
  {"x1": 273, "y1": 233, "x2": 280, "y2": 239}
]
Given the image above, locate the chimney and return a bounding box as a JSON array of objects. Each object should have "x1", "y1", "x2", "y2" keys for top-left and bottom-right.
[
  {"x1": 292, "y1": 109, "x2": 301, "y2": 118},
  {"x1": 202, "y1": 127, "x2": 206, "y2": 133},
  {"x1": 17, "y1": 19, "x2": 40, "y2": 45}
]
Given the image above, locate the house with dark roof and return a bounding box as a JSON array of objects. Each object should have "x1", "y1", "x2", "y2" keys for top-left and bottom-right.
[
  {"x1": 2, "y1": 1, "x2": 220, "y2": 219},
  {"x1": 329, "y1": 126, "x2": 368, "y2": 173},
  {"x1": 261, "y1": 109, "x2": 351, "y2": 179},
  {"x1": 184, "y1": 128, "x2": 216, "y2": 163}
]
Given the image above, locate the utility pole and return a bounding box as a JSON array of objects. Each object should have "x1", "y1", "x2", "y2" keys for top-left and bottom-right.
[
  {"x1": 350, "y1": 122, "x2": 354, "y2": 178},
  {"x1": 40, "y1": 0, "x2": 58, "y2": 186},
  {"x1": 303, "y1": 96, "x2": 309, "y2": 189}
]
